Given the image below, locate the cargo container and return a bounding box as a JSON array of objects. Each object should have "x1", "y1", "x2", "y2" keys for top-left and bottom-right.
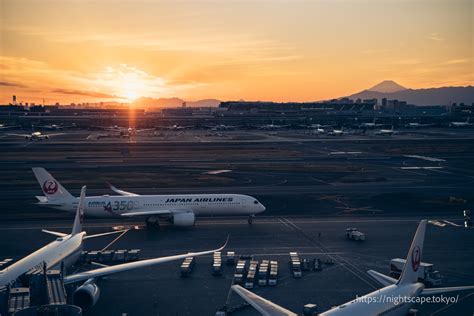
[
  {"x1": 269, "y1": 261, "x2": 279, "y2": 286},
  {"x1": 213, "y1": 252, "x2": 223, "y2": 276},
  {"x1": 226, "y1": 251, "x2": 236, "y2": 265}
]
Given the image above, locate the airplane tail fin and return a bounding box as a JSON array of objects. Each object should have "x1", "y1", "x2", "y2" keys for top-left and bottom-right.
[
  {"x1": 397, "y1": 220, "x2": 427, "y2": 285},
  {"x1": 32, "y1": 167, "x2": 74, "y2": 201},
  {"x1": 71, "y1": 186, "x2": 86, "y2": 235}
]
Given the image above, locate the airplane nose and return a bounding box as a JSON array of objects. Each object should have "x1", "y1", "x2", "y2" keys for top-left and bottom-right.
[{"x1": 259, "y1": 204, "x2": 266, "y2": 213}]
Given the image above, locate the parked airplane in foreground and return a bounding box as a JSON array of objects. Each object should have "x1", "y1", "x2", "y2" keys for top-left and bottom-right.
[
  {"x1": 33, "y1": 168, "x2": 266, "y2": 226},
  {"x1": 232, "y1": 220, "x2": 474, "y2": 316},
  {"x1": 0, "y1": 186, "x2": 125, "y2": 287},
  {"x1": 1, "y1": 186, "x2": 227, "y2": 309}
]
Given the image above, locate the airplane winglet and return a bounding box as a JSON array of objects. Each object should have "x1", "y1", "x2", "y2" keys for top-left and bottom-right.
[
  {"x1": 231, "y1": 285, "x2": 297, "y2": 316},
  {"x1": 107, "y1": 182, "x2": 139, "y2": 196},
  {"x1": 42, "y1": 229, "x2": 68, "y2": 237}
]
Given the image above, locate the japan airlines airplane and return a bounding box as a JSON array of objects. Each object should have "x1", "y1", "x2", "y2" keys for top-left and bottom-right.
[
  {"x1": 32, "y1": 168, "x2": 266, "y2": 227},
  {"x1": 0, "y1": 186, "x2": 125, "y2": 287},
  {"x1": 1, "y1": 186, "x2": 226, "y2": 309},
  {"x1": 231, "y1": 220, "x2": 474, "y2": 316}
]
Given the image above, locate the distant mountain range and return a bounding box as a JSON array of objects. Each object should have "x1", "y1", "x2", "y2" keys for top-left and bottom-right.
[
  {"x1": 132, "y1": 97, "x2": 221, "y2": 108},
  {"x1": 128, "y1": 81, "x2": 473, "y2": 108},
  {"x1": 347, "y1": 80, "x2": 474, "y2": 106}
]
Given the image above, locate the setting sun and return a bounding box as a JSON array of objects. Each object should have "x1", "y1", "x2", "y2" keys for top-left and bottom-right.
[{"x1": 123, "y1": 90, "x2": 138, "y2": 101}]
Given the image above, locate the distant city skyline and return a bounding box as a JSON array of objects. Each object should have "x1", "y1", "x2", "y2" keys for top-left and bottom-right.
[{"x1": 1, "y1": 0, "x2": 472, "y2": 104}]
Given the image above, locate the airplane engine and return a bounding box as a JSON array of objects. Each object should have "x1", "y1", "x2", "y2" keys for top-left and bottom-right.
[
  {"x1": 172, "y1": 211, "x2": 195, "y2": 227},
  {"x1": 73, "y1": 280, "x2": 100, "y2": 309}
]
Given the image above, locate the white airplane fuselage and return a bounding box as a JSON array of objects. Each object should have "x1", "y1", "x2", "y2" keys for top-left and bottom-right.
[
  {"x1": 41, "y1": 194, "x2": 265, "y2": 217},
  {"x1": 0, "y1": 233, "x2": 84, "y2": 286},
  {"x1": 322, "y1": 283, "x2": 424, "y2": 315}
]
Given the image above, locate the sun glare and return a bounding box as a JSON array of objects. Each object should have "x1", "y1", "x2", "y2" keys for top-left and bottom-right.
[
  {"x1": 92, "y1": 64, "x2": 170, "y2": 103},
  {"x1": 124, "y1": 89, "x2": 139, "y2": 101}
]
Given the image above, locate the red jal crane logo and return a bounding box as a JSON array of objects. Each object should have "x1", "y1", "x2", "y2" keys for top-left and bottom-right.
[{"x1": 43, "y1": 180, "x2": 58, "y2": 194}]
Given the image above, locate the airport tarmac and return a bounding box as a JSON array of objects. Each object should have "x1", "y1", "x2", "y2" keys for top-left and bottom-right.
[
  {"x1": 0, "y1": 128, "x2": 473, "y2": 315},
  {"x1": 0, "y1": 128, "x2": 473, "y2": 218},
  {"x1": 0, "y1": 216, "x2": 473, "y2": 315}
]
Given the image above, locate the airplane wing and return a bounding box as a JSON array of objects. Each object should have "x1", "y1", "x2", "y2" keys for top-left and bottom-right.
[
  {"x1": 421, "y1": 286, "x2": 474, "y2": 296},
  {"x1": 119, "y1": 210, "x2": 173, "y2": 217},
  {"x1": 107, "y1": 183, "x2": 139, "y2": 196},
  {"x1": 42, "y1": 229, "x2": 68, "y2": 237},
  {"x1": 7, "y1": 133, "x2": 29, "y2": 137},
  {"x1": 231, "y1": 285, "x2": 297, "y2": 316},
  {"x1": 42, "y1": 228, "x2": 128, "y2": 239},
  {"x1": 63, "y1": 238, "x2": 227, "y2": 284},
  {"x1": 0, "y1": 125, "x2": 20, "y2": 130},
  {"x1": 367, "y1": 270, "x2": 397, "y2": 287},
  {"x1": 43, "y1": 133, "x2": 64, "y2": 137}
]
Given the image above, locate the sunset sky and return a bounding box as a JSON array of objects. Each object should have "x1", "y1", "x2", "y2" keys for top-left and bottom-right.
[{"x1": 0, "y1": 0, "x2": 472, "y2": 104}]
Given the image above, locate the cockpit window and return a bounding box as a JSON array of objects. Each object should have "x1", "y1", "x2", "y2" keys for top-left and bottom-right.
[{"x1": 254, "y1": 200, "x2": 259, "y2": 204}]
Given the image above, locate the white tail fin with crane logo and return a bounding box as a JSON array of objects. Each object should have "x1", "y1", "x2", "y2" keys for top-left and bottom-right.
[
  {"x1": 397, "y1": 220, "x2": 426, "y2": 285},
  {"x1": 32, "y1": 167, "x2": 74, "y2": 201},
  {"x1": 71, "y1": 186, "x2": 86, "y2": 235}
]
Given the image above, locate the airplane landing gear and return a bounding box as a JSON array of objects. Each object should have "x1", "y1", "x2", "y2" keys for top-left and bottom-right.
[
  {"x1": 248, "y1": 214, "x2": 255, "y2": 225},
  {"x1": 146, "y1": 216, "x2": 160, "y2": 229}
]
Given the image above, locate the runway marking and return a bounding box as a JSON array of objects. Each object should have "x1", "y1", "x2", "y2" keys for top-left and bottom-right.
[
  {"x1": 394, "y1": 167, "x2": 427, "y2": 176},
  {"x1": 310, "y1": 177, "x2": 334, "y2": 186},
  {"x1": 400, "y1": 166, "x2": 443, "y2": 170},
  {"x1": 404, "y1": 155, "x2": 446, "y2": 162},
  {"x1": 101, "y1": 229, "x2": 130, "y2": 251},
  {"x1": 0, "y1": 217, "x2": 455, "y2": 231},
  {"x1": 278, "y1": 217, "x2": 295, "y2": 232},
  {"x1": 202, "y1": 169, "x2": 232, "y2": 175},
  {"x1": 329, "y1": 151, "x2": 363, "y2": 155},
  {"x1": 278, "y1": 217, "x2": 379, "y2": 290}
]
